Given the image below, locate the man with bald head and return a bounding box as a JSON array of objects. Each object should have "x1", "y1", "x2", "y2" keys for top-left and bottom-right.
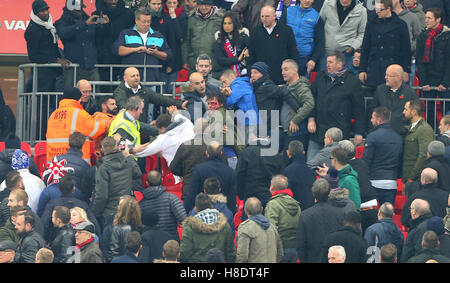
[
  {"x1": 114, "y1": 66, "x2": 187, "y2": 124},
  {"x1": 236, "y1": 197, "x2": 284, "y2": 263},
  {"x1": 401, "y1": 168, "x2": 449, "y2": 228},
  {"x1": 370, "y1": 64, "x2": 418, "y2": 136},
  {"x1": 247, "y1": 5, "x2": 299, "y2": 85},
  {"x1": 182, "y1": 141, "x2": 237, "y2": 215},
  {"x1": 401, "y1": 198, "x2": 434, "y2": 262},
  {"x1": 76, "y1": 79, "x2": 97, "y2": 115},
  {"x1": 180, "y1": 72, "x2": 209, "y2": 122}
]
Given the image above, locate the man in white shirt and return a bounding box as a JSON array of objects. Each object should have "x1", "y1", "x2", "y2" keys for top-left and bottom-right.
[{"x1": 133, "y1": 106, "x2": 195, "y2": 175}]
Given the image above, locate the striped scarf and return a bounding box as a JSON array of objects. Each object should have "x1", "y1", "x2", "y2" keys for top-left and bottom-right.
[
  {"x1": 195, "y1": 6, "x2": 217, "y2": 21},
  {"x1": 423, "y1": 24, "x2": 443, "y2": 63}
]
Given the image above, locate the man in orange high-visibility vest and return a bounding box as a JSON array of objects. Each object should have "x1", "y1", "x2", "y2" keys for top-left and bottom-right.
[{"x1": 46, "y1": 87, "x2": 106, "y2": 164}]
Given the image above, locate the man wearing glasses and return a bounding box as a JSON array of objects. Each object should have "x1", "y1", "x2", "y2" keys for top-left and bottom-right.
[{"x1": 370, "y1": 64, "x2": 417, "y2": 136}]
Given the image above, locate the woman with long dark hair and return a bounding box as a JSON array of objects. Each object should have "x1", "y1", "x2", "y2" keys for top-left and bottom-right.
[{"x1": 214, "y1": 11, "x2": 250, "y2": 77}]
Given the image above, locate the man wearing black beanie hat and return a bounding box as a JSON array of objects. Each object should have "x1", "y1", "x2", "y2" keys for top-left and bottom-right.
[
  {"x1": 249, "y1": 61, "x2": 301, "y2": 139},
  {"x1": 46, "y1": 86, "x2": 107, "y2": 165}
]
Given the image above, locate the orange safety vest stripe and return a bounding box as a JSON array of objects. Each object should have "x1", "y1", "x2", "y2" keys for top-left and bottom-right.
[{"x1": 46, "y1": 99, "x2": 106, "y2": 163}]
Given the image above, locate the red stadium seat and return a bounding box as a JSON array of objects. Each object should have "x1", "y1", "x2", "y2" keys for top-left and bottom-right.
[
  {"x1": 0, "y1": 141, "x2": 31, "y2": 156},
  {"x1": 394, "y1": 195, "x2": 407, "y2": 215},
  {"x1": 34, "y1": 141, "x2": 47, "y2": 177}
]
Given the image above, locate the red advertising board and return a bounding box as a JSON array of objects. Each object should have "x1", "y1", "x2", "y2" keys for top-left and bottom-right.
[{"x1": 0, "y1": 0, "x2": 96, "y2": 55}]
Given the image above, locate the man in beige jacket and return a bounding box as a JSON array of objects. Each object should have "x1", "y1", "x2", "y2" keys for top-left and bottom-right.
[{"x1": 236, "y1": 197, "x2": 284, "y2": 263}]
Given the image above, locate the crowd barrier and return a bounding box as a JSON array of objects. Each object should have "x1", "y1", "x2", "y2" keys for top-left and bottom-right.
[{"x1": 17, "y1": 63, "x2": 450, "y2": 145}]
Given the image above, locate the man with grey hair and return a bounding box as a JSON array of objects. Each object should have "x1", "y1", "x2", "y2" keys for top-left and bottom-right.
[
  {"x1": 401, "y1": 168, "x2": 449, "y2": 228},
  {"x1": 236, "y1": 197, "x2": 284, "y2": 263},
  {"x1": 307, "y1": 127, "x2": 342, "y2": 169},
  {"x1": 339, "y1": 139, "x2": 378, "y2": 231},
  {"x1": 108, "y1": 95, "x2": 158, "y2": 148},
  {"x1": 265, "y1": 174, "x2": 301, "y2": 262},
  {"x1": 400, "y1": 198, "x2": 433, "y2": 262},
  {"x1": 282, "y1": 140, "x2": 316, "y2": 209},
  {"x1": 424, "y1": 140, "x2": 450, "y2": 193},
  {"x1": 364, "y1": 202, "x2": 404, "y2": 260},
  {"x1": 296, "y1": 178, "x2": 356, "y2": 262},
  {"x1": 328, "y1": 245, "x2": 346, "y2": 263}
]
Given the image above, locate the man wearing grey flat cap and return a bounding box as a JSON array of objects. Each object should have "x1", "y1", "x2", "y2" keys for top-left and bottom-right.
[{"x1": 423, "y1": 140, "x2": 450, "y2": 193}]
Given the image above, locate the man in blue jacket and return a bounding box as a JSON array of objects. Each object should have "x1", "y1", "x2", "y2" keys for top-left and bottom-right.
[
  {"x1": 363, "y1": 106, "x2": 403, "y2": 205},
  {"x1": 113, "y1": 7, "x2": 172, "y2": 84},
  {"x1": 281, "y1": 0, "x2": 325, "y2": 76},
  {"x1": 219, "y1": 68, "x2": 259, "y2": 143}
]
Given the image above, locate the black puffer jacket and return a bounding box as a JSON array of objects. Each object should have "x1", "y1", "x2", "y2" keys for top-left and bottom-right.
[
  {"x1": 51, "y1": 224, "x2": 75, "y2": 263},
  {"x1": 0, "y1": 148, "x2": 40, "y2": 184},
  {"x1": 14, "y1": 229, "x2": 46, "y2": 263},
  {"x1": 139, "y1": 186, "x2": 187, "y2": 241},
  {"x1": 91, "y1": 152, "x2": 142, "y2": 218}
]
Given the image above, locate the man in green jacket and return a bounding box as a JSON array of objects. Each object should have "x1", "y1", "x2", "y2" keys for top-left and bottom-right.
[
  {"x1": 180, "y1": 193, "x2": 235, "y2": 263},
  {"x1": 319, "y1": 147, "x2": 361, "y2": 210},
  {"x1": 113, "y1": 67, "x2": 187, "y2": 123},
  {"x1": 280, "y1": 59, "x2": 315, "y2": 150},
  {"x1": 402, "y1": 99, "x2": 435, "y2": 183},
  {"x1": 264, "y1": 174, "x2": 301, "y2": 262}
]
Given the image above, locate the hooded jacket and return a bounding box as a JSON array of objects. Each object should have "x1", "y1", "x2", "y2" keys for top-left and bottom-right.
[
  {"x1": 264, "y1": 189, "x2": 301, "y2": 249},
  {"x1": 180, "y1": 209, "x2": 235, "y2": 263},
  {"x1": 337, "y1": 164, "x2": 361, "y2": 210},
  {"x1": 236, "y1": 214, "x2": 284, "y2": 263},
  {"x1": 189, "y1": 194, "x2": 235, "y2": 234},
  {"x1": 91, "y1": 151, "x2": 142, "y2": 218},
  {"x1": 139, "y1": 185, "x2": 187, "y2": 241}
]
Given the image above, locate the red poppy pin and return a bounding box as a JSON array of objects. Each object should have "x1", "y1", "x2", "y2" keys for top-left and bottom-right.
[
  {"x1": 276, "y1": 33, "x2": 279, "y2": 37},
  {"x1": 160, "y1": 19, "x2": 164, "y2": 24},
  {"x1": 399, "y1": 95, "x2": 404, "y2": 99}
]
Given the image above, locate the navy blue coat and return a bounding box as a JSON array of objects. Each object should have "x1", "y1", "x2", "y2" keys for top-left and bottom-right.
[
  {"x1": 282, "y1": 154, "x2": 316, "y2": 210},
  {"x1": 111, "y1": 251, "x2": 141, "y2": 263},
  {"x1": 138, "y1": 227, "x2": 172, "y2": 263},
  {"x1": 364, "y1": 218, "x2": 404, "y2": 259},
  {"x1": 184, "y1": 157, "x2": 237, "y2": 214},
  {"x1": 363, "y1": 123, "x2": 403, "y2": 181},
  {"x1": 55, "y1": 148, "x2": 95, "y2": 203},
  {"x1": 55, "y1": 8, "x2": 105, "y2": 69},
  {"x1": 359, "y1": 13, "x2": 411, "y2": 87}
]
